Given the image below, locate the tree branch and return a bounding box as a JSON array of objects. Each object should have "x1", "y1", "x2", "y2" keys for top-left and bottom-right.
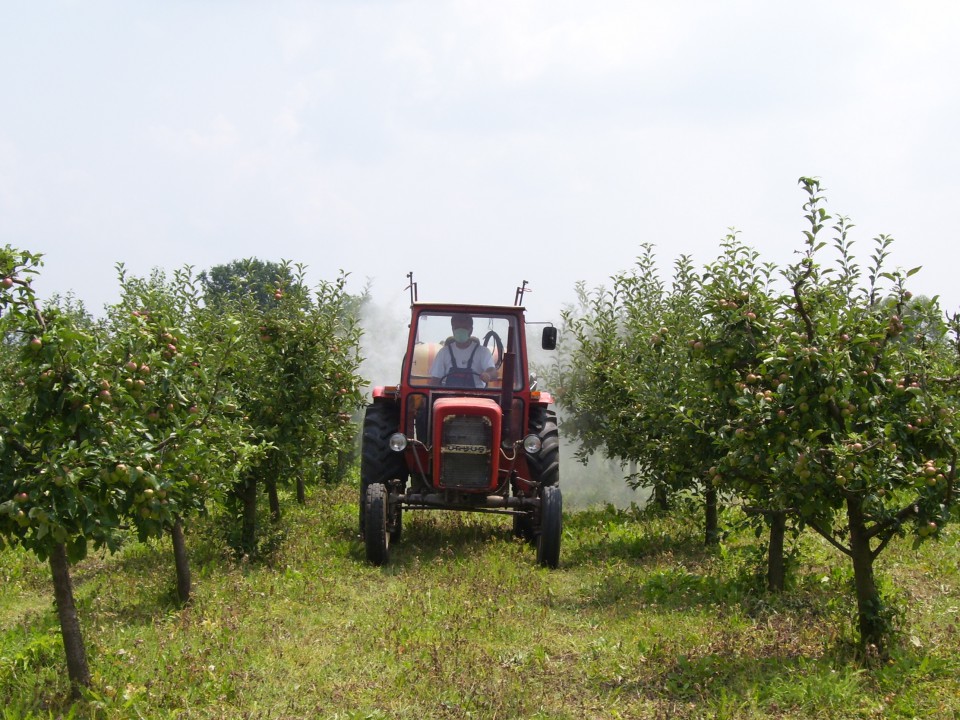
[
  {"x1": 792, "y1": 264, "x2": 816, "y2": 342},
  {"x1": 807, "y1": 520, "x2": 852, "y2": 557},
  {"x1": 865, "y1": 502, "x2": 917, "y2": 541}
]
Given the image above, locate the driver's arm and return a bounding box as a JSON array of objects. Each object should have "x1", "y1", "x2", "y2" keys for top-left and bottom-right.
[
  {"x1": 429, "y1": 350, "x2": 448, "y2": 384},
  {"x1": 477, "y1": 345, "x2": 498, "y2": 383}
]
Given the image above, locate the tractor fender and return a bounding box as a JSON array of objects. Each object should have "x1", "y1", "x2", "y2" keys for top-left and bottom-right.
[{"x1": 371, "y1": 386, "x2": 400, "y2": 400}]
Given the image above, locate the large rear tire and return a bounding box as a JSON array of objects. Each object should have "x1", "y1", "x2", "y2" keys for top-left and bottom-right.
[
  {"x1": 360, "y1": 403, "x2": 406, "y2": 537},
  {"x1": 526, "y1": 407, "x2": 559, "y2": 486},
  {"x1": 536, "y1": 485, "x2": 562, "y2": 569},
  {"x1": 364, "y1": 483, "x2": 390, "y2": 566}
]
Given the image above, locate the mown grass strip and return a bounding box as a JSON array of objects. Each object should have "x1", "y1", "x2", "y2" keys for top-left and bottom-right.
[{"x1": 1, "y1": 483, "x2": 958, "y2": 719}]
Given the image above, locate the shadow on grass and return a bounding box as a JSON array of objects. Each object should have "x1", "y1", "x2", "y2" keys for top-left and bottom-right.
[
  {"x1": 563, "y1": 504, "x2": 714, "y2": 566},
  {"x1": 594, "y1": 643, "x2": 960, "y2": 716},
  {"x1": 75, "y1": 544, "x2": 187, "y2": 627},
  {"x1": 341, "y1": 509, "x2": 534, "y2": 570},
  {"x1": 341, "y1": 498, "x2": 719, "y2": 577},
  {"x1": 551, "y1": 563, "x2": 760, "y2": 623},
  {"x1": 595, "y1": 651, "x2": 842, "y2": 711}
]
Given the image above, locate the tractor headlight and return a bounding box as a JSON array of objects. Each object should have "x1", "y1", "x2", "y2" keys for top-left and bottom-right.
[
  {"x1": 522, "y1": 434, "x2": 542, "y2": 454},
  {"x1": 388, "y1": 433, "x2": 408, "y2": 452}
]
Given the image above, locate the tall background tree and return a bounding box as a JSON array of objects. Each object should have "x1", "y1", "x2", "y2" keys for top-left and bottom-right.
[{"x1": 199, "y1": 258, "x2": 365, "y2": 556}]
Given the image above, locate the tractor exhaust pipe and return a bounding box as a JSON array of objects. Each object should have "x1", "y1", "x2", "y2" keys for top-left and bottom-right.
[{"x1": 499, "y1": 350, "x2": 516, "y2": 442}]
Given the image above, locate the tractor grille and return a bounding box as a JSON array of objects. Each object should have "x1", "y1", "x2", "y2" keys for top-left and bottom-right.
[{"x1": 440, "y1": 415, "x2": 492, "y2": 489}]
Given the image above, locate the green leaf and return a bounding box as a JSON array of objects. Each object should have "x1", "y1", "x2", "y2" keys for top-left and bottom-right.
[{"x1": 67, "y1": 536, "x2": 88, "y2": 563}]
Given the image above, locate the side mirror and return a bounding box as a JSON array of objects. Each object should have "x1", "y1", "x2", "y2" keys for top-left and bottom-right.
[{"x1": 541, "y1": 326, "x2": 558, "y2": 350}]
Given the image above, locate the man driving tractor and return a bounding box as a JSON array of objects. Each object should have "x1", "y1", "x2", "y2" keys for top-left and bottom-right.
[{"x1": 429, "y1": 313, "x2": 498, "y2": 388}]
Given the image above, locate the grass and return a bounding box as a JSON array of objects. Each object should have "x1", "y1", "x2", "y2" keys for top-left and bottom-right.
[{"x1": 1, "y1": 482, "x2": 959, "y2": 719}]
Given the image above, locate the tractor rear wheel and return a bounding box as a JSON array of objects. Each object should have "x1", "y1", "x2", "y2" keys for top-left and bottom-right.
[
  {"x1": 526, "y1": 407, "x2": 559, "y2": 486},
  {"x1": 364, "y1": 483, "x2": 390, "y2": 566},
  {"x1": 536, "y1": 485, "x2": 562, "y2": 569},
  {"x1": 360, "y1": 402, "x2": 406, "y2": 537}
]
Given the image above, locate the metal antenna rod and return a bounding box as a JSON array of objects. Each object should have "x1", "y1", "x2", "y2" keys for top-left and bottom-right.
[
  {"x1": 406, "y1": 271, "x2": 418, "y2": 304},
  {"x1": 514, "y1": 280, "x2": 530, "y2": 306}
]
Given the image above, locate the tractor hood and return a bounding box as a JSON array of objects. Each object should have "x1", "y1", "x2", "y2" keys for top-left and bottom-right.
[{"x1": 432, "y1": 397, "x2": 502, "y2": 492}]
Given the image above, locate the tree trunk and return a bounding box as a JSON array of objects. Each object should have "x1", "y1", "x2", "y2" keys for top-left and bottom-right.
[
  {"x1": 171, "y1": 518, "x2": 191, "y2": 605},
  {"x1": 267, "y1": 478, "x2": 281, "y2": 521},
  {"x1": 240, "y1": 475, "x2": 258, "y2": 557},
  {"x1": 767, "y1": 510, "x2": 786, "y2": 592},
  {"x1": 704, "y1": 486, "x2": 720, "y2": 545},
  {"x1": 296, "y1": 476, "x2": 306, "y2": 504},
  {"x1": 654, "y1": 484, "x2": 669, "y2": 511},
  {"x1": 846, "y1": 495, "x2": 886, "y2": 653},
  {"x1": 49, "y1": 543, "x2": 91, "y2": 694}
]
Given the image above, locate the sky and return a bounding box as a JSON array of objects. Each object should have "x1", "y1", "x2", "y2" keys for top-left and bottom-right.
[{"x1": 2, "y1": 1, "x2": 959, "y2": 327}]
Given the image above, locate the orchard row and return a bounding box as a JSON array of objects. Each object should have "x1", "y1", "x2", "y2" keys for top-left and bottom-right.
[
  {"x1": 547, "y1": 179, "x2": 960, "y2": 654},
  {"x1": 1, "y1": 251, "x2": 365, "y2": 692}
]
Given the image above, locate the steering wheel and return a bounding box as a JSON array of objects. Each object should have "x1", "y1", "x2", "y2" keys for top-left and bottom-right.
[{"x1": 482, "y1": 330, "x2": 504, "y2": 369}]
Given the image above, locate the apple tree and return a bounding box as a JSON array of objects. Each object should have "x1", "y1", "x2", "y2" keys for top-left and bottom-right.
[
  {"x1": 559, "y1": 245, "x2": 723, "y2": 538},
  {"x1": 103, "y1": 264, "x2": 263, "y2": 603},
  {"x1": 717, "y1": 178, "x2": 958, "y2": 652},
  {"x1": 0, "y1": 247, "x2": 140, "y2": 691},
  {"x1": 1, "y1": 247, "x2": 140, "y2": 692},
  {"x1": 688, "y1": 235, "x2": 797, "y2": 585}
]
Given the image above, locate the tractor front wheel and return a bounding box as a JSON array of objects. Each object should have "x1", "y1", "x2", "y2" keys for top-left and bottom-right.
[
  {"x1": 364, "y1": 483, "x2": 391, "y2": 566},
  {"x1": 512, "y1": 513, "x2": 534, "y2": 543},
  {"x1": 536, "y1": 485, "x2": 562, "y2": 569}
]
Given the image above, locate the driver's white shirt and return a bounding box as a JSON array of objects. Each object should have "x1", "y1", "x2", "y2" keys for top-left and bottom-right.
[{"x1": 429, "y1": 339, "x2": 494, "y2": 388}]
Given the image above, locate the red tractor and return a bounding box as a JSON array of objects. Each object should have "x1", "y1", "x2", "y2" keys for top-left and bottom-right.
[{"x1": 360, "y1": 285, "x2": 561, "y2": 567}]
